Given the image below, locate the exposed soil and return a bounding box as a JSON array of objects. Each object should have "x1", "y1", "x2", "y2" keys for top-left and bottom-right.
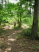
[{"x1": 0, "y1": 25, "x2": 39, "y2": 52}]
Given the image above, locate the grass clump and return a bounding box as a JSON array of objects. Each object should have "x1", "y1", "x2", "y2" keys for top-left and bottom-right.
[
  {"x1": 0, "y1": 41, "x2": 7, "y2": 49},
  {"x1": 30, "y1": 46, "x2": 39, "y2": 49},
  {"x1": 22, "y1": 17, "x2": 33, "y2": 26},
  {"x1": 20, "y1": 28, "x2": 31, "y2": 37},
  {"x1": 14, "y1": 28, "x2": 32, "y2": 40}
]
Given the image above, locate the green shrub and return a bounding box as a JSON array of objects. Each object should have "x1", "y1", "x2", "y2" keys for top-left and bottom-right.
[
  {"x1": 22, "y1": 17, "x2": 33, "y2": 26},
  {"x1": 20, "y1": 28, "x2": 31, "y2": 37},
  {"x1": 0, "y1": 41, "x2": 7, "y2": 49}
]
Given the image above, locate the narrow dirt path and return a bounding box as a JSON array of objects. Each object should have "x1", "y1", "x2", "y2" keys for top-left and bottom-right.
[
  {"x1": 0, "y1": 25, "x2": 39, "y2": 52},
  {"x1": 3, "y1": 29, "x2": 23, "y2": 52}
]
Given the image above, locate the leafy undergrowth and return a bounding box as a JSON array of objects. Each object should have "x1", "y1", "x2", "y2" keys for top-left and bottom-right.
[
  {"x1": 0, "y1": 41, "x2": 7, "y2": 49},
  {"x1": 0, "y1": 38, "x2": 7, "y2": 49}
]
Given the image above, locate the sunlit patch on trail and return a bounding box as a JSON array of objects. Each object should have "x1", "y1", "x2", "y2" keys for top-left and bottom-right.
[
  {"x1": 8, "y1": 36, "x2": 12, "y2": 39},
  {"x1": 0, "y1": 49, "x2": 2, "y2": 52},
  {"x1": 13, "y1": 32, "x2": 16, "y2": 34},
  {"x1": 3, "y1": 25, "x2": 13, "y2": 30},
  {"x1": 19, "y1": 51, "x2": 23, "y2": 52},
  {"x1": 7, "y1": 42, "x2": 11, "y2": 45},
  {"x1": 5, "y1": 47, "x2": 11, "y2": 52},
  {"x1": 22, "y1": 24, "x2": 30, "y2": 29},
  {"x1": 8, "y1": 38, "x2": 16, "y2": 42},
  {"x1": 25, "y1": 25, "x2": 29, "y2": 28}
]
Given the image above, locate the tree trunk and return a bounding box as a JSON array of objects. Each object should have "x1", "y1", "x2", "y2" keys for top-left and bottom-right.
[
  {"x1": 1, "y1": 0, "x2": 3, "y2": 7},
  {"x1": 30, "y1": 0, "x2": 31, "y2": 18},
  {"x1": 18, "y1": 3, "x2": 22, "y2": 28},
  {"x1": 5, "y1": 0, "x2": 6, "y2": 8},
  {"x1": 38, "y1": 1, "x2": 39, "y2": 17},
  {"x1": 31, "y1": 0, "x2": 39, "y2": 39}
]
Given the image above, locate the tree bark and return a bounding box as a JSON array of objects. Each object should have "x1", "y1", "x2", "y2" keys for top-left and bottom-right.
[{"x1": 31, "y1": 0, "x2": 39, "y2": 39}]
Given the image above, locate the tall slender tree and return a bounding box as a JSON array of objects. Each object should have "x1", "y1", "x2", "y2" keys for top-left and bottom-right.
[
  {"x1": 1, "y1": 0, "x2": 3, "y2": 7},
  {"x1": 31, "y1": 0, "x2": 39, "y2": 39}
]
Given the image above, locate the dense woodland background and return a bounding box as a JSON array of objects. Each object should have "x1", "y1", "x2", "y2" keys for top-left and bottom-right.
[{"x1": 0, "y1": 0, "x2": 39, "y2": 52}]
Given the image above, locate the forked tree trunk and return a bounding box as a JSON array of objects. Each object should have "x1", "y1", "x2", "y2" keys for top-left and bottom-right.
[{"x1": 31, "y1": 0, "x2": 39, "y2": 39}]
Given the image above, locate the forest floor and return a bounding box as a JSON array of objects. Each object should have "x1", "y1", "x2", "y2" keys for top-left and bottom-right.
[{"x1": 0, "y1": 25, "x2": 39, "y2": 52}]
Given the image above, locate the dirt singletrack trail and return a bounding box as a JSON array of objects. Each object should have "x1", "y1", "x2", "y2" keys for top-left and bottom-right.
[{"x1": 0, "y1": 25, "x2": 39, "y2": 52}]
